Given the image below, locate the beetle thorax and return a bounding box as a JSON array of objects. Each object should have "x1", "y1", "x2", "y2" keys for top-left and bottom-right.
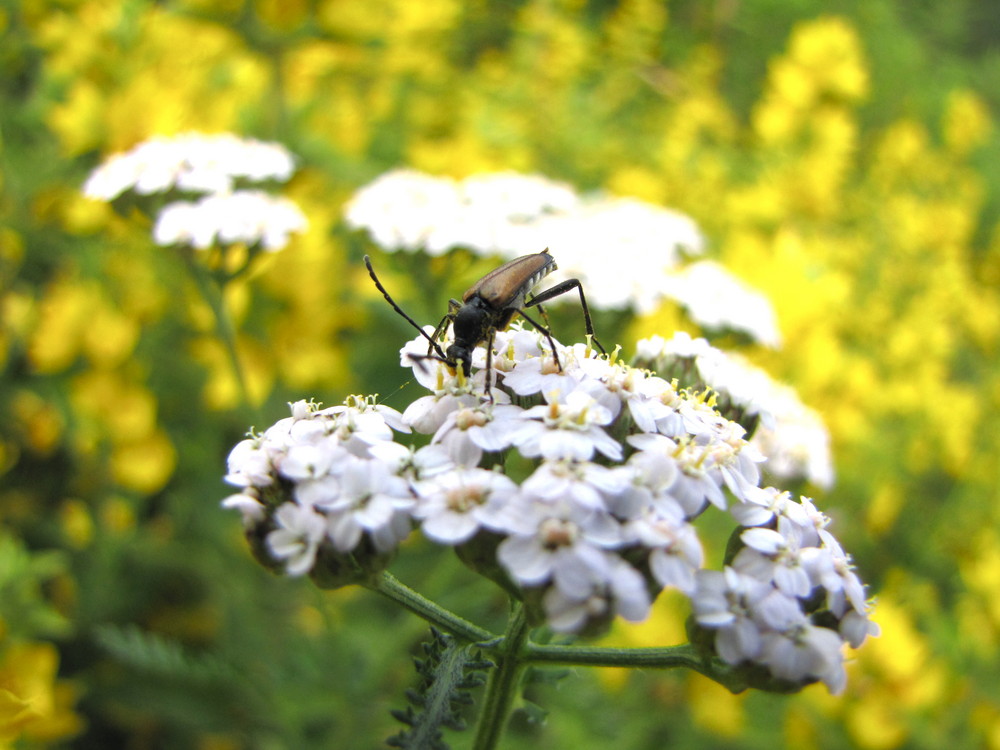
[{"x1": 453, "y1": 296, "x2": 498, "y2": 343}]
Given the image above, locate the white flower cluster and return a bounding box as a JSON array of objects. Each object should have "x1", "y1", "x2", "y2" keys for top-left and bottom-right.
[
  {"x1": 153, "y1": 191, "x2": 308, "y2": 252},
  {"x1": 344, "y1": 169, "x2": 704, "y2": 312},
  {"x1": 692, "y1": 493, "x2": 875, "y2": 693},
  {"x1": 343, "y1": 170, "x2": 579, "y2": 256},
  {"x1": 223, "y1": 324, "x2": 875, "y2": 693},
  {"x1": 658, "y1": 261, "x2": 783, "y2": 348},
  {"x1": 83, "y1": 132, "x2": 306, "y2": 253},
  {"x1": 636, "y1": 332, "x2": 834, "y2": 489},
  {"x1": 83, "y1": 133, "x2": 296, "y2": 200}
]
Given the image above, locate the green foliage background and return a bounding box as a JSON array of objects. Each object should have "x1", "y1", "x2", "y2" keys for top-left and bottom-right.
[{"x1": 1, "y1": 0, "x2": 999, "y2": 747}]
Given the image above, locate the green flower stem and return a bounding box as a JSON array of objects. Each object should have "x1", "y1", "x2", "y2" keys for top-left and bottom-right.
[
  {"x1": 370, "y1": 575, "x2": 753, "y2": 741},
  {"x1": 181, "y1": 249, "x2": 251, "y2": 408},
  {"x1": 369, "y1": 572, "x2": 497, "y2": 644},
  {"x1": 525, "y1": 641, "x2": 699, "y2": 667},
  {"x1": 525, "y1": 642, "x2": 750, "y2": 693},
  {"x1": 472, "y1": 602, "x2": 529, "y2": 750}
]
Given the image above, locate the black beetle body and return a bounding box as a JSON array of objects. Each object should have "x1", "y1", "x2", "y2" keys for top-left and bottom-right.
[
  {"x1": 444, "y1": 251, "x2": 559, "y2": 376},
  {"x1": 364, "y1": 250, "x2": 603, "y2": 398}
]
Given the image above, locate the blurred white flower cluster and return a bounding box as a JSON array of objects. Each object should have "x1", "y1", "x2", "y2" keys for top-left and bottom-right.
[
  {"x1": 152, "y1": 191, "x2": 308, "y2": 252},
  {"x1": 344, "y1": 169, "x2": 712, "y2": 314},
  {"x1": 223, "y1": 323, "x2": 875, "y2": 694},
  {"x1": 82, "y1": 133, "x2": 296, "y2": 199},
  {"x1": 636, "y1": 332, "x2": 834, "y2": 489},
  {"x1": 658, "y1": 261, "x2": 783, "y2": 348},
  {"x1": 83, "y1": 132, "x2": 306, "y2": 252},
  {"x1": 344, "y1": 170, "x2": 579, "y2": 256}
]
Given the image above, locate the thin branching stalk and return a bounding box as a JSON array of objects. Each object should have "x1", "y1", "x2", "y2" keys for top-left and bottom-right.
[
  {"x1": 471, "y1": 603, "x2": 529, "y2": 750},
  {"x1": 181, "y1": 248, "x2": 251, "y2": 408},
  {"x1": 370, "y1": 573, "x2": 497, "y2": 644}
]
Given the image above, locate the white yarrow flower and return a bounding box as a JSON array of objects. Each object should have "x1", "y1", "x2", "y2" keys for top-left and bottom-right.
[
  {"x1": 84, "y1": 132, "x2": 296, "y2": 201},
  {"x1": 636, "y1": 332, "x2": 834, "y2": 489},
  {"x1": 542, "y1": 555, "x2": 651, "y2": 633},
  {"x1": 223, "y1": 315, "x2": 874, "y2": 691},
  {"x1": 691, "y1": 568, "x2": 772, "y2": 663},
  {"x1": 225, "y1": 437, "x2": 275, "y2": 488},
  {"x1": 515, "y1": 389, "x2": 622, "y2": 462},
  {"x1": 323, "y1": 458, "x2": 414, "y2": 553},
  {"x1": 346, "y1": 169, "x2": 706, "y2": 312},
  {"x1": 737, "y1": 520, "x2": 813, "y2": 599},
  {"x1": 153, "y1": 191, "x2": 307, "y2": 251},
  {"x1": 660, "y1": 261, "x2": 782, "y2": 348},
  {"x1": 625, "y1": 504, "x2": 703, "y2": 594},
  {"x1": 414, "y1": 468, "x2": 524, "y2": 544},
  {"x1": 760, "y1": 623, "x2": 848, "y2": 694},
  {"x1": 431, "y1": 403, "x2": 525, "y2": 466},
  {"x1": 266, "y1": 502, "x2": 327, "y2": 576}
]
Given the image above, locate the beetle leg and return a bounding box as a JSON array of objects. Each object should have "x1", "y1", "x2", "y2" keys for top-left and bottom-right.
[
  {"x1": 533, "y1": 301, "x2": 554, "y2": 332},
  {"x1": 427, "y1": 299, "x2": 463, "y2": 355},
  {"x1": 483, "y1": 329, "x2": 496, "y2": 403},
  {"x1": 428, "y1": 311, "x2": 457, "y2": 356},
  {"x1": 525, "y1": 278, "x2": 606, "y2": 354},
  {"x1": 517, "y1": 309, "x2": 563, "y2": 373}
]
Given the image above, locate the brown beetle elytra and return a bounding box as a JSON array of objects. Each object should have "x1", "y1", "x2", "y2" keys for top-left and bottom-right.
[{"x1": 364, "y1": 250, "x2": 605, "y2": 399}]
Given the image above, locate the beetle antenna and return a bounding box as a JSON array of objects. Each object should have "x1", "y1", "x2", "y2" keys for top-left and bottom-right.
[
  {"x1": 364, "y1": 255, "x2": 448, "y2": 359},
  {"x1": 370, "y1": 378, "x2": 413, "y2": 407},
  {"x1": 404, "y1": 351, "x2": 452, "y2": 373}
]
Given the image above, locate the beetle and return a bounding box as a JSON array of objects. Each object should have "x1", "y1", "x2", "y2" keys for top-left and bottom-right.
[{"x1": 364, "y1": 250, "x2": 605, "y2": 399}]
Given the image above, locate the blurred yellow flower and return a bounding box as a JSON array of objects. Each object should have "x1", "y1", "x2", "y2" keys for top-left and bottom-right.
[
  {"x1": 255, "y1": 0, "x2": 309, "y2": 30},
  {"x1": 189, "y1": 336, "x2": 274, "y2": 409},
  {"x1": 960, "y1": 531, "x2": 1000, "y2": 639},
  {"x1": 38, "y1": 4, "x2": 270, "y2": 155},
  {"x1": 865, "y1": 482, "x2": 903, "y2": 536},
  {"x1": 59, "y1": 499, "x2": 94, "y2": 550},
  {"x1": 109, "y1": 430, "x2": 177, "y2": 494},
  {"x1": 0, "y1": 642, "x2": 82, "y2": 744},
  {"x1": 688, "y1": 676, "x2": 744, "y2": 737},
  {"x1": 788, "y1": 16, "x2": 869, "y2": 101},
  {"x1": 100, "y1": 496, "x2": 137, "y2": 536},
  {"x1": 65, "y1": 369, "x2": 177, "y2": 492},
  {"x1": 943, "y1": 90, "x2": 993, "y2": 156},
  {"x1": 28, "y1": 274, "x2": 139, "y2": 373},
  {"x1": 816, "y1": 595, "x2": 950, "y2": 749},
  {"x1": 28, "y1": 277, "x2": 94, "y2": 374},
  {"x1": 70, "y1": 370, "x2": 158, "y2": 444},
  {"x1": 10, "y1": 390, "x2": 63, "y2": 456},
  {"x1": 753, "y1": 17, "x2": 867, "y2": 145}
]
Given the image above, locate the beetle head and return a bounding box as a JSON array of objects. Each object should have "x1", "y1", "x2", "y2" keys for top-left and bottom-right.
[{"x1": 445, "y1": 343, "x2": 473, "y2": 377}]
